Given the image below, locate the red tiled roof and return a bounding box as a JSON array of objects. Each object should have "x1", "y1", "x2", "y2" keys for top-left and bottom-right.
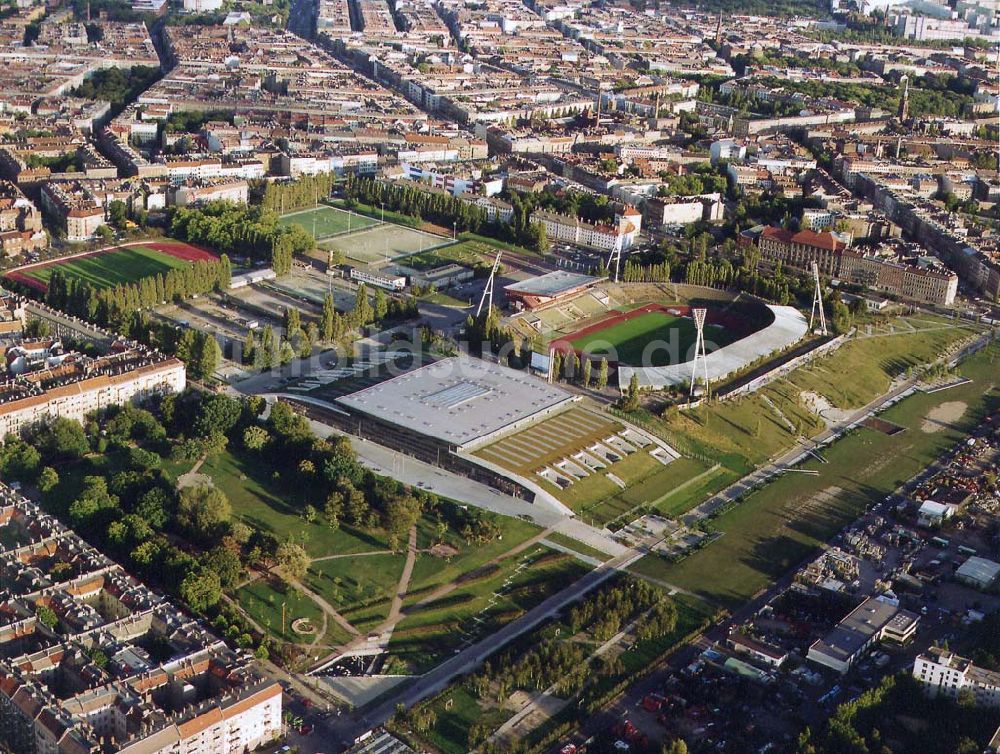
[{"x1": 760, "y1": 225, "x2": 845, "y2": 252}]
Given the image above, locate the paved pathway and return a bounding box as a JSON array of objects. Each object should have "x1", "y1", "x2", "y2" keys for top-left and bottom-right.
[
  {"x1": 289, "y1": 577, "x2": 361, "y2": 638},
  {"x1": 309, "y1": 525, "x2": 558, "y2": 673},
  {"x1": 311, "y1": 550, "x2": 393, "y2": 563},
  {"x1": 323, "y1": 547, "x2": 645, "y2": 745},
  {"x1": 387, "y1": 526, "x2": 417, "y2": 626}
]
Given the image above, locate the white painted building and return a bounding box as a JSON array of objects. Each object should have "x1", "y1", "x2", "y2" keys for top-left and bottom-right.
[
  {"x1": 183, "y1": 0, "x2": 224, "y2": 11},
  {"x1": 710, "y1": 139, "x2": 749, "y2": 164},
  {"x1": 914, "y1": 649, "x2": 1000, "y2": 707},
  {"x1": 530, "y1": 210, "x2": 639, "y2": 253},
  {"x1": 279, "y1": 152, "x2": 379, "y2": 178},
  {"x1": 170, "y1": 180, "x2": 249, "y2": 207},
  {"x1": 465, "y1": 195, "x2": 514, "y2": 223},
  {"x1": 0, "y1": 355, "x2": 186, "y2": 437},
  {"x1": 349, "y1": 267, "x2": 407, "y2": 291}
]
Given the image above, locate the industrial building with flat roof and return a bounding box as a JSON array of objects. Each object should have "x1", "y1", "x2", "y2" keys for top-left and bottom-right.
[{"x1": 807, "y1": 595, "x2": 919, "y2": 674}]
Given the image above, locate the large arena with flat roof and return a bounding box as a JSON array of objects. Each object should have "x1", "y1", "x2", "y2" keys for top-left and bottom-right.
[
  {"x1": 289, "y1": 353, "x2": 681, "y2": 518},
  {"x1": 334, "y1": 354, "x2": 575, "y2": 451}
]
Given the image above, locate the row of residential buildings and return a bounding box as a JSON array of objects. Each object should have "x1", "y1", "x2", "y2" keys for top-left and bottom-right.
[{"x1": 751, "y1": 225, "x2": 960, "y2": 306}]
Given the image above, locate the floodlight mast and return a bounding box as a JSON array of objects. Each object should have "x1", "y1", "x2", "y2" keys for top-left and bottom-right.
[
  {"x1": 476, "y1": 250, "x2": 503, "y2": 319},
  {"x1": 809, "y1": 261, "x2": 828, "y2": 336},
  {"x1": 606, "y1": 245, "x2": 622, "y2": 282},
  {"x1": 690, "y1": 308, "x2": 709, "y2": 399}
]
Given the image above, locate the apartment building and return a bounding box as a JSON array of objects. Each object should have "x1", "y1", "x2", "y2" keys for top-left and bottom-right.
[
  {"x1": 0, "y1": 344, "x2": 186, "y2": 437},
  {"x1": 463, "y1": 195, "x2": 514, "y2": 223},
  {"x1": 0, "y1": 181, "x2": 46, "y2": 257},
  {"x1": 914, "y1": 648, "x2": 1000, "y2": 707},
  {"x1": 755, "y1": 226, "x2": 958, "y2": 305},
  {"x1": 168, "y1": 179, "x2": 249, "y2": 207},
  {"x1": 278, "y1": 151, "x2": 379, "y2": 178},
  {"x1": 38, "y1": 182, "x2": 108, "y2": 242},
  {"x1": 645, "y1": 193, "x2": 724, "y2": 227},
  {"x1": 531, "y1": 209, "x2": 639, "y2": 253}
]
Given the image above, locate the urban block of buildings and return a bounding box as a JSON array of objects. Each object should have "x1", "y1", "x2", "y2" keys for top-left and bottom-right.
[
  {"x1": 0, "y1": 488, "x2": 282, "y2": 754},
  {"x1": 0, "y1": 327, "x2": 186, "y2": 437},
  {"x1": 751, "y1": 225, "x2": 960, "y2": 306}
]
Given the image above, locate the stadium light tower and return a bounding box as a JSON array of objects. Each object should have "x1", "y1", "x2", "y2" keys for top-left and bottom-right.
[
  {"x1": 809, "y1": 261, "x2": 828, "y2": 336},
  {"x1": 606, "y1": 243, "x2": 622, "y2": 282},
  {"x1": 690, "y1": 308, "x2": 709, "y2": 399},
  {"x1": 476, "y1": 249, "x2": 503, "y2": 318}
]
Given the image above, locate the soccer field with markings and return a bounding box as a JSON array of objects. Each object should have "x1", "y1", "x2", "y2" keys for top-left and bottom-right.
[{"x1": 279, "y1": 205, "x2": 378, "y2": 239}]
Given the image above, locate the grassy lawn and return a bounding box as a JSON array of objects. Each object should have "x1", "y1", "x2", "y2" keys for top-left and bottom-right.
[
  {"x1": 542, "y1": 531, "x2": 613, "y2": 562},
  {"x1": 420, "y1": 290, "x2": 469, "y2": 307},
  {"x1": 634, "y1": 342, "x2": 1000, "y2": 608},
  {"x1": 16, "y1": 245, "x2": 199, "y2": 290},
  {"x1": 785, "y1": 321, "x2": 978, "y2": 409},
  {"x1": 403, "y1": 238, "x2": 498, "y2": 271},
  {"x1": 648, "y1": 463, "x2": 741, "y2": 519},
  {"x1": 407, "y1": 516, "x2": 541, "y2": 597},
  {"x1": 236, "y1": 578, "x2": 325, "y2": 644},
  {"x1": 197, "y1": 451, "x2": 389, "y2": 559},
  {"x1": 306, "y1": 553, "x2": 405, "y2": 629},
  {"x1": 616, "y1": 456, "x2": 708, "y2": 506},
  {"x1": 421, "y1": 687, "x2": 509, "y2": 754},
  {"x1": 526, "y1": 451, "x2": 721, "y2": 526},
  {"x1": 391, "y1": 549, "x2": 590, "y2": 672},
  {"x1": 663, "y1": 380, "x2": 826, "y2": 468},
  {"x1": 571, "y1": 311, "x2": 735, "y2": 366},
  {"x1": 279, "y1": 205, "x2": 376, "y2": 238}
]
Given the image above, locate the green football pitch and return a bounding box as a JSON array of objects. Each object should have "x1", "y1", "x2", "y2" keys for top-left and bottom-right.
[
  {"x1": 12, "y1": 242, "x2": 216, "y2": 292},
  {"x1": 570, "y1": 311, "x2": 736, "y2": 366},
  {"x1": 279, "y1": 205, "x2": 378, "y2": 239}
]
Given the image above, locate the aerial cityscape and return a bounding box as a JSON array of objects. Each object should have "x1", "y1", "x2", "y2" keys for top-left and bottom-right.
[{"x1": 0, "y1": 0, "x2": 997, "y2": 751}]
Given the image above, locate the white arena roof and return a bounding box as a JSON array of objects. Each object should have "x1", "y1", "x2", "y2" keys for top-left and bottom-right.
[
  {"x1": 505, "y1": 271, "x2": 598, "y2": 298},
  {"x1": 335, "y1": 354, "x2": 575, "y2": 449},
  {"x1": 618, "y1": 305, "x2": 809, "y2": 390}
]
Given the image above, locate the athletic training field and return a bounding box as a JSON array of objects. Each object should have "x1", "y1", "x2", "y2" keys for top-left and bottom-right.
[
  {"x1": 279, "y1": 205, "x2": 377, "y2": 239},
  {"x1": 319, "y1": 223, "x2": 451, "y2": 265},
  {"x1": 562, "y1": 305, "x2": 736, "y2": 367},
  {"x1": 6, "y1": 242, "x2": 217, "y2": 292}
]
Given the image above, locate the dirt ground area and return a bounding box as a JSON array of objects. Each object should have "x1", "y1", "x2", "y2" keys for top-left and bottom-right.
[{"x1": 921, "y1": 401, "x2": 968, "y2": 433}]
